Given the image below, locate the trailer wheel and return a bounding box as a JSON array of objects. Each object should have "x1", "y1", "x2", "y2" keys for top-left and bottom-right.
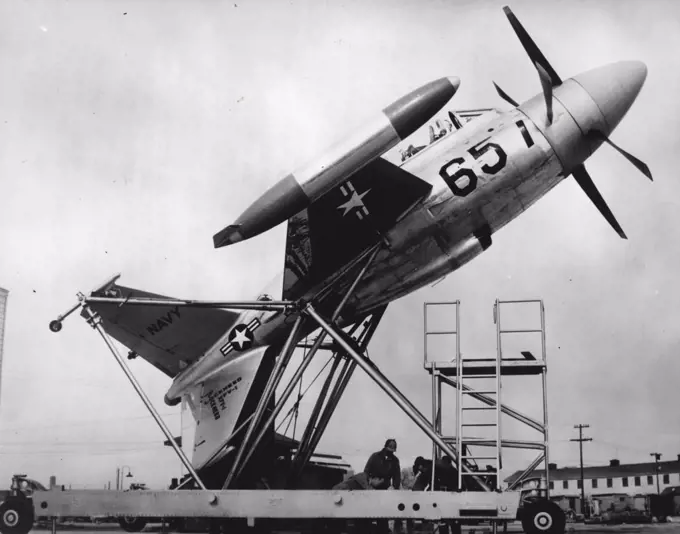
[
  {"x1": 118, "y1": 516, "x2": 147, "y2": 532},
  {"x1": 521, "y1": 500, "x2": 566, "y2": 534},
  {"x1": 0, "y1": 498, "x2": 34, "y2": 534}
]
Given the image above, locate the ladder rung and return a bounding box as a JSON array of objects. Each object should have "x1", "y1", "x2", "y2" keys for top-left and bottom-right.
[
  {"x1": 461, "y1": 423, "x2": 498, "y2": 427},
  {"x1": 462, "y1": 407, "x2": 497, "y2": 411},
  {"x1": 427, "y1": 331, "x2": 457, "y2": 335},
  {"x1": 461, "y1": 374, "x2": 497, "y2": 379},
  {"x1": 462, "y1": 456, "x2": 497, "y2": 460},
  {"x1": 462, "y1": 391, "x2": 497, "y2": 395},
  {"x1": 461, "y1": 472, "x2": 499, "y2": 476}
]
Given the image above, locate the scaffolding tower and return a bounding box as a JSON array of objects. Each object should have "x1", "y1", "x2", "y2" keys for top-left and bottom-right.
[{"x1": 423, "y1": 299, "x2": 550, "y2": 495}]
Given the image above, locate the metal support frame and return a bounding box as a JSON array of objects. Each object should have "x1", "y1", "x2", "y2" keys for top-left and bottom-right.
[
  {"x1": 223, "y1": 314, "x2": 305, "y2": 488},
  {"x1": 306, "y1": 304, "x2": 489, "y2": 491},
  {"x1": 80, "y1": 305, "x2": 207, "y2": 490},
  {"x1": 424, "y1": 301, "x2": 459, "y2": 491},
  {"x1": 35, "y1": 488, "x2": 521, "y2": 521},
  {"x1": 225, "y1": 246, "x2": 381, "y2": 486},
  {"x1": 291, "y1": 355, "x2": 342, "y2": 468},
  {"x1": 43, "y1": 271, "x2": 567, "y2": 526},
  {"x1": 289, "y1": 310, "x2": 384, "y2": 482},
  {"x1": 495, "y1": 299, "x2": 550, "y2": 497},
  {"x1": 423, "y1": 299, "x2": 550, "y2": 496}
]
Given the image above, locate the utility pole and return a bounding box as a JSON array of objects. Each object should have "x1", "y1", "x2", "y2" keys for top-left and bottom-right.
[
  {"x1": 650, "y1": 452, "x2": 662, "y2": 494},
  {"x1": 571, "y1": 424, "x2": 592, "y2": 518}
]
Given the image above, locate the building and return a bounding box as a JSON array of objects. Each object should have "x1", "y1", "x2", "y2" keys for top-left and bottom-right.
[{"x1": 506, "y1": 456, "x2": 680, "y2": 506}]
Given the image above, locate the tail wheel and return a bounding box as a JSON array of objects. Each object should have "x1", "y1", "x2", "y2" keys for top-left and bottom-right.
[
  {"x1": 0, "y1": 498, "x2": 34, "y2": 534},
  {"x1": 118, "y1": 517, "x2": 148, "y2": 532},
  {"x1": 521, "y1": 500, "x2": 566, "y2": 534}
]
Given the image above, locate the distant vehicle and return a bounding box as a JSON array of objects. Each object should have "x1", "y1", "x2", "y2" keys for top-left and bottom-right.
[
  {"x1": 0, "y1": 475, "x2": 45, "y2": 534},
  {"x1": 649, "y1": 487, "x2": 680, "y2": 521}
]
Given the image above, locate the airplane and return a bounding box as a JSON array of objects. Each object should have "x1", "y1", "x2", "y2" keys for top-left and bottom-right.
[{"x1": 52, "y1": 6, "x2": 652, "y2": 495}]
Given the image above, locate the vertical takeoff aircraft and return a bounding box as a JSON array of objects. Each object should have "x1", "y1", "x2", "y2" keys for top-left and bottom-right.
[{"x1": 74, "y1": 7, "x2": 652, "y2": 490}]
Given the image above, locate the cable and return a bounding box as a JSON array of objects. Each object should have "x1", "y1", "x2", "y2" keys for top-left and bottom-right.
[{"x1": 275, "y1": 355, "x2": 334, "y2": 433}]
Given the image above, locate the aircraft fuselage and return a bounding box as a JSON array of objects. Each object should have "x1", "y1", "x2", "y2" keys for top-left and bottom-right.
[{"x1": 166, "y1": 61, "x2": 646, "y2": 406}]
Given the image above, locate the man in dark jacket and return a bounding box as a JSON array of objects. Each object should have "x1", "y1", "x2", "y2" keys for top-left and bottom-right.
[
  {"x1": 364, "y1": 439, "x2": 401, "y2": 490},
  {"x1": 411, "y1": 455, "x2": 459, "y2": 491},
  {"x1": 364, "y1": 439, "x2": 401, "y2": 534}
]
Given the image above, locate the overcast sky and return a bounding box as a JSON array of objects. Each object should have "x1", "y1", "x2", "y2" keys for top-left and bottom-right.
[{"x1": 1, "y1": 0, "x2": 679, "y2": 490}]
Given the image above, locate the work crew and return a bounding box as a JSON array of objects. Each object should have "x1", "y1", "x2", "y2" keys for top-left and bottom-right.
[
  {"x1": 364, "y1": 439, "x2": 401, "y2": 490},
  {"x1": 411, "y1": 455, "x2": 459, "y2": 491},
  {"x1": 333, "y1": 472, "x2": 385, "y2": 490}
]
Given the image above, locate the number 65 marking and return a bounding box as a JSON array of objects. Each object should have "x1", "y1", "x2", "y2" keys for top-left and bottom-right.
[
  {"x1": 439, "y1": 137, "x2": 507, "y2": 197},
  {"x1": 439, "y1": 120, "x2": 534, "y2": 197}
]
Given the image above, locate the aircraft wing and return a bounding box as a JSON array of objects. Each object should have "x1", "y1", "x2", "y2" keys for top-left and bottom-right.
[
  {"x1": 83, "y1": 283, "x2": 240, "y2": 378},
  {"x1": 283, "y1": 157, "x2": 432, "y2": 300}
]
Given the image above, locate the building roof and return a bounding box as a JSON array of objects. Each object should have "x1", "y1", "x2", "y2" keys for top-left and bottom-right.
[{"x1": 505, "y1": 458, "x2": 680, "y2": 485}]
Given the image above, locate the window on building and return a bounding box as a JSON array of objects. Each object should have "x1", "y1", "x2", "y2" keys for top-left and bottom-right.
[
  {"x1": 549, "y1": 481, "x2": 554, "y2": 490},
  {"x1": 622, "y1": 477, "x2": 629, "y2": 487},
  {"x1": 563, "y1": 481, "x2": 568, "y2": 490},
  {"x1": 635, "y1": 476, "x2": 641, "y2": 487},
  {"x1": 592, "y1": 479, "x2": 598, "y2": 489},
  {"x1": 577, "y1": 479, "x2": 582, "y2": 489},
  {"x1": 607, "y1": 478, "x2": 613, "y2": 488},
  {"x1": 663, "y1": 474, "x2": 670, "y2": 484},
  {"x1": 647, "y1": 475, "x2": 654, "y2": 485}
]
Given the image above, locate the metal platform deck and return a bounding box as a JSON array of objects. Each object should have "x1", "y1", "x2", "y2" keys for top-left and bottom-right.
[{"x1": 424, "y1": 359, "x2": 545, "y2": 377}]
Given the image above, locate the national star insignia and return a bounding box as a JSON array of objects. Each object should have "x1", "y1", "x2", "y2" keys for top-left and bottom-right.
[
  {"x1": 230, "y1": 325, "x2": 253, "y2": 350},
  {"x1": 337, "y1": 188, "x2": 371, "y2": 217}
]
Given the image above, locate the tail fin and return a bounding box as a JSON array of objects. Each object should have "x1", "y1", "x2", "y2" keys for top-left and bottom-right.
[
  {"x1": 184, "y1": 346, "x2": 274, "y2": 474},
  {"x1": 85, "y1": 281, "x2": 241, "y2": 378}
]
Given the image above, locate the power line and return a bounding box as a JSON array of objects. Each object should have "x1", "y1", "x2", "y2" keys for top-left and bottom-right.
[{"x1": 570, "y1": 424, "x2": 592, "y2": 519}]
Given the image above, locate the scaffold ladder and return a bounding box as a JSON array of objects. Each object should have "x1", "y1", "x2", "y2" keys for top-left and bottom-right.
[
  {"x1": 455, "y1": 321, "x2": 502, "y2": 489},
  {"x1": 424, "y1": 298, "x2": 550, "y2": 496}
]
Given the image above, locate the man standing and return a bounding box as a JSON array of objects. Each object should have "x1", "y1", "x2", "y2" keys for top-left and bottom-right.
[
  {"x1": 365, "y1": 439, "x2": 401, "y2": 490},
  {"x1": 365, "y1": 439, "x2": 401, "y2": 534}
]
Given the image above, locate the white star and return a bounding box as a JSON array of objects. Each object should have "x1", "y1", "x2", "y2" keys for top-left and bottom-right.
[
  {"x1": 231, "y1": 327, "x2": 251, "y2": 349},
  {"x1": 337, "y1": 188, "x2": 371, "y2": 216}
]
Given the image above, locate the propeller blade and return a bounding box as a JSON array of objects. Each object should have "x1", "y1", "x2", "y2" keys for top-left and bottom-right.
[
  {"x1": 571, "y1": 164, "x2": 627, "y2": 239},
  {"x1": 503, "y1": 6, "x2": 562, "y2": 86},
  {"x1": 536, "y1": 62, "x2": 554, "y2": 124},
  {"x1": 589, "y1": 130, "x2": 653, "y2": 181},
  {"x1": 493, "y1": 82, "x2": 519, "y2": 107}
]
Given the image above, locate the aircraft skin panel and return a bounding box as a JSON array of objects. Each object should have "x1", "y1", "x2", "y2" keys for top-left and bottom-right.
[
  {"x1": 185, "y1": 346, "x2": 269, "y2": 472},
  {"x1": 84, "y1": 284, "x2": 241, "y2": 378},
  {"x1": 276, "y1": 106, "x2": 563, "y2": 321},
  {"x1": 346, "y1": 108, "x2": 562, "y2": 313}
]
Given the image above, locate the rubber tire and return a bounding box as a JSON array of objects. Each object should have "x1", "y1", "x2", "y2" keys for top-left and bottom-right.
[
  {"x1": 0, "y1": 498, "x2": 34, "y2": 534},
  {"x1": 521, "y1": 500, "x2": 566, "y2": 534},
  {"x1": 118, "y1": 517, "x2": 148, "y2": 532}
]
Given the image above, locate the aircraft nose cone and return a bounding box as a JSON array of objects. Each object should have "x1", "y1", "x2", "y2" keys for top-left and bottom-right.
[{"x1": 572, "y1": 60, "x2": 647, "y2": 135}]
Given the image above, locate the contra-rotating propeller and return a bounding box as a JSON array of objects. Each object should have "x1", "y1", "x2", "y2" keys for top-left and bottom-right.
[{"x1": 493, "y1": 6, "x2": 653, "y2": 239}]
